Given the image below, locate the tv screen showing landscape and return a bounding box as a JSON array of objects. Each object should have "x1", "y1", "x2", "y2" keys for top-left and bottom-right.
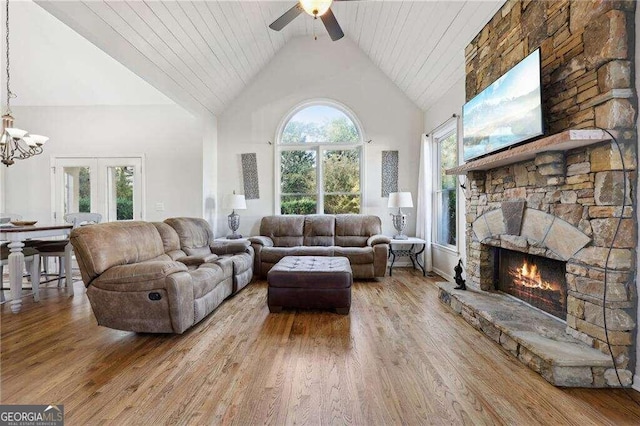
[{"x1": 463, "y1": 49, "x2": 543, "y2": 161}]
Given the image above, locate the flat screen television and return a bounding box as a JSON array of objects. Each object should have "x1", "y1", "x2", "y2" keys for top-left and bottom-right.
[{"x1": 463, "y1": 48, "x2": 544, "y2": 161}]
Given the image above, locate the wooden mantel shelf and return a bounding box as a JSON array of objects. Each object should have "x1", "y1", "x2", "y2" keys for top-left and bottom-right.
[{"x1": 446, "y1": 129, "x2": 611, "y2": 175}]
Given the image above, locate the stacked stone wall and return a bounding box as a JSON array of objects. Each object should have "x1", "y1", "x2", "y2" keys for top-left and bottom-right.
[{"x1": 464, "y1": 0, "x2": 637, "y2": 386}]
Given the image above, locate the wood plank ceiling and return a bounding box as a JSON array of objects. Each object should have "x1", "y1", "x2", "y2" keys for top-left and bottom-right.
[{"x1": 37, "y1": 1, "x2": 504, "y2": 116}]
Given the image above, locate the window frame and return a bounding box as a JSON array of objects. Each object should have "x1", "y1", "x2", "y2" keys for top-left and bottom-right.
[
  {"x1": 275, "y1": 99, "x2": 366, "y2": 215},
  {"x1": 432, "y1": 119, "x2": 459, "y2": 251}
]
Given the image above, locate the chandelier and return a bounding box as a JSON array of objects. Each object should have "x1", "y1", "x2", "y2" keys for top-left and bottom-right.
[{"x1": 0, "y1": 0, "x2": 48, "y2": 166}]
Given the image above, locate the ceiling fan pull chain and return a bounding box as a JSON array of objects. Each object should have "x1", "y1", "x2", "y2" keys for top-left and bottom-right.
[{"x1": 313, "y1": 16, "x2": 317, "y2": 41}]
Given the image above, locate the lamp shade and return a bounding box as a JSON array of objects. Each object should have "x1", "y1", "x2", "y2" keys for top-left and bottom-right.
[
  {"x1": 388, "y1": 192, "x2": 413, "y2": 208},
  {"x1": 224, "y1": 193, "x2": 247, "y2": 210},
  {"x1": 5, "y1": 127, "x2": 28, "y2": 139},
  {"x1": 28, "y1": 134, "x2": 49, "y2": 146}
]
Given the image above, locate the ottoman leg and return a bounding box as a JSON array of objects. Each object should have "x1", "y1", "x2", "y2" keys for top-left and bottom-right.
[
  {"x1": 269, "y1": 305, "x2": 283, "y2": 313},
  {"x1": 335, "y1": 307, "x2": 350, "y2": 315}
]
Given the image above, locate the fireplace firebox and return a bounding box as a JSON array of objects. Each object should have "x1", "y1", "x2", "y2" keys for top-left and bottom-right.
[{"x1": 496, "y1": 249, "x2": 567, "y2": 320}]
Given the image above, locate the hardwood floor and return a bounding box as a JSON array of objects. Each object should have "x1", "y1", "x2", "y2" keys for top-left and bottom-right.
[{"x1": 2, "y1": 270, "x2": 640, "y2": 425}]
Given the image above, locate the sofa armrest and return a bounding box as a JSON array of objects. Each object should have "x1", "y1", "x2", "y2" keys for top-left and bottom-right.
[
  {"x1": 91, "y1": 261, "x2": 188, "y2": 291},
  {"x1": 178, "y1": 253, "x2": 219, "y2": 266},
  {"x1": 367, "y1": 234, "x2": 391, "y2": 246},
  {"x1": 210, "y1": 240, "x2": 251, "y2": 255},
  {"x1": 248, "y1": 236, "x2": 274, "y2": 247}
]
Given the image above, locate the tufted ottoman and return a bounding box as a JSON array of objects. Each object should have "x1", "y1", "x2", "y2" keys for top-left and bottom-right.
[{"x1": 267, "y1": 256, "x2": 352, "y2": 314}]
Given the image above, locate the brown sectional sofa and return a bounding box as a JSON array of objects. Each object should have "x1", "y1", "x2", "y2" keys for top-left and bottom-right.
[
  {"x1": 70, "y1": 218, "x2": 253, "y2": 334},
  {"x1": 249, "y1": 214, "x2": 390, "y2": 279}
]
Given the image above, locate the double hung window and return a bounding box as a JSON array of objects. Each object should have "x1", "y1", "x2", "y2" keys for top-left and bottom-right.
[{"x1": 433, "y1": 122, "x2": 458, "y2": 247}]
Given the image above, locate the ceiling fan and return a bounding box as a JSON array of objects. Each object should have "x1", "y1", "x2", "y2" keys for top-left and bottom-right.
[{"x1": 269, "y1": 0, "x2": 353, "y2": 41}]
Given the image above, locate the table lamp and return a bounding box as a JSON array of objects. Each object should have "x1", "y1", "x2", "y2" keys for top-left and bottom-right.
[
  {"x1": 224, "y1": 191, "x2": 247, "y2": 239},
  {"x1": 388, "y1": 191, "x2": 413, "y2": 240}
]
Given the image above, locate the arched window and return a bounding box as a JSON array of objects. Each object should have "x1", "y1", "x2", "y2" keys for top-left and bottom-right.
[{"x1": 277, "y1": 101, "x2": 363, "y2": 215}]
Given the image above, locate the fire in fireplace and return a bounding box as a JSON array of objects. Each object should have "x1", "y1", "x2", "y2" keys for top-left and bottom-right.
[{"x1": 497, "y1": 249, "x2": 567, "y2": 320}]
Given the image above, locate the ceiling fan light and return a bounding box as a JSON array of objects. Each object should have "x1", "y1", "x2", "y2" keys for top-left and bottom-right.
[{"x1": 300, "y1": 0, "x2": 332, "y2": 17}]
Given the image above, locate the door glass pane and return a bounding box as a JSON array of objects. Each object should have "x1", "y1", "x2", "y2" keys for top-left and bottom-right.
[
  {"x1": 63, "y1": 167, "x2": 91, "y2": 215},
  {"x1": 107, "y1": 166, "x2": 134, "y2": 221}
]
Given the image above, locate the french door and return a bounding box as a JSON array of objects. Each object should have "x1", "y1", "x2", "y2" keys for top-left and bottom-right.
[{"x1": 51, "y1": 157, "x2": 144, "y2": 222}]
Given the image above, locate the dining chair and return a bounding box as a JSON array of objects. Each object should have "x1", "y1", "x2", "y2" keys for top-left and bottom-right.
[{"x1": 36, "y1": 213, "x2": 102, "y2": 287}]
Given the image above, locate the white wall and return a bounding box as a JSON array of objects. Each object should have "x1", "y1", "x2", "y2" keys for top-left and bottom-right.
[
  {"x1": 424, "y1": 76, "x2": 467, "y2": 281},
  {"x1": 3, "y1": 0, "x2": 172, "y2": 107},
  {"x1": 1, "y1": 1, "x2": 207, "y2": 224},
  {"x1": 217, "y1": 36, "x2": 424, "y2": 238},
  {"x1": 202, "y1": 116, "x2": 219, "y2": 233},
  {"x1": 5, "y1": 105, "x2": 203, "y2": 222}
]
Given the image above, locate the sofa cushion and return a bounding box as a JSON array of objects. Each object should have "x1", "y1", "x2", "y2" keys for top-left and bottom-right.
[
  {"x1": 260, "y1": 215, "x2": 304, "y2": 247},
  {"x1": 303, "y1": 215, "x2": 335, "y2": 246},
  {"x1": 152, "y1": 222, "x2": 185, "y2": 260},
  {"x1": 164, "y1": 217, "x2": 214, "y2": 255},
  {"x1": 179, "y1": 253, "x2": 219, "y2": 266},
  {"x1": 334, "y1": 214, "x2": 382, "y2": 247},
  {"x1": 190, "y1": 264, "x2": 226, "y2": 299},
  {"x1": 218, "y1": 252, "x2": 253, "y2": 273},
  {"x1": 261, "y1": 246, "x2": 333, "y2": 264},
  {"x1": 92, "y1": 261, "x2": 188, "y2": 292},
  {"x1": 333, "y1": 246, "x2": 374, "y2": 264},
  {"x1": 71, "y1": 221, "x2": 165, "y2": 284}
]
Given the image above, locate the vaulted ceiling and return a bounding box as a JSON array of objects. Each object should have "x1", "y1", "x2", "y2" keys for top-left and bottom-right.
[{"x1": 37, "y1": 1, "x2": 504, "y2": 117}]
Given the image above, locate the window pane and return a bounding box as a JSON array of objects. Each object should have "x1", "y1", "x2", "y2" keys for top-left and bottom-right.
[
  {"x1": 108, "y1": 166, "x2": 134, "y2": 220},
  {"x1": 280, "y1": 150, "x2": 317, "y2": 195},
  {"x1": 436, "y1": 129, "x2": 457, "y2": 247},
  {"x1": 281, "y1": 195, "x2": 317, "y2": 215},
  {"x1": 437, "y1": 190, "x2": 457, "y2": 246},
  {"x1": 323, "y1": 149, "x2": 360, "y2": 193},
  {"x1": 324, "y1": 194, "x2": 360, "y2": 214},
  {"x1": 282, "y1": 105, "x2": 359, "y2": 144},
  {"x1": 63, "y1": 167, "x2": 91, "y2": 214},
  {"x1": 440, "y1": 132, "x2": 457, "y2": 191}
]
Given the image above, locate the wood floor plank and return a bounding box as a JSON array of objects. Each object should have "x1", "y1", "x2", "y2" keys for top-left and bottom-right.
[{"x1": 2, "y1": 271, "x2": 640, "y2": 425}]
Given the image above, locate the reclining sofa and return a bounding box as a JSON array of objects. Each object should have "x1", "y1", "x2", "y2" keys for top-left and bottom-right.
[
  {"x1": 249, "y1": 214, "x2": 390, "y2": 279},
  {"x1": 70, "y1": 218, "x2": 253, "y2": 334}
]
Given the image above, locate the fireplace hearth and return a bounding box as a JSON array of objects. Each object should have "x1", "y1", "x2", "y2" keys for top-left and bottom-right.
[{"x1": 497, "y1": 249, "x2": 567, "y2": 320}]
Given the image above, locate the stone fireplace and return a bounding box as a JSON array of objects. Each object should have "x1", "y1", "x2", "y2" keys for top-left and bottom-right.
[{"x1": 438, "y1": 0, "x2": 637, "y2": 388}]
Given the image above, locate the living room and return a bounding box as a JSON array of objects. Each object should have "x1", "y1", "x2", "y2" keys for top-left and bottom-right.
[{"x1": 2, "y1": 0, "x2": 640, "y2": 424}]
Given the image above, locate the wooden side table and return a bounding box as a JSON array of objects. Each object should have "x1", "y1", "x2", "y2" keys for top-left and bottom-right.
[{"x1": 388, "y1": 237, "x2": 427, "y2": 277}]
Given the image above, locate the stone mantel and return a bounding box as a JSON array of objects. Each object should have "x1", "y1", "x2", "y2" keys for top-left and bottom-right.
[{"x1": 446, "y1": 130, "x2": 611, "y2": 175}]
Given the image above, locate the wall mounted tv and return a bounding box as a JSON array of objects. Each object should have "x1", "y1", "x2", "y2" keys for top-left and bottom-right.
[{"x1": 463, "y1": 48, "x2": 544, "y2": 161}]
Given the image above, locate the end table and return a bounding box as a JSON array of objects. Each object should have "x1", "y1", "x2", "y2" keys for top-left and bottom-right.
[{"x1": 388, "y1": 237, "x2": 427, "y2": 277}]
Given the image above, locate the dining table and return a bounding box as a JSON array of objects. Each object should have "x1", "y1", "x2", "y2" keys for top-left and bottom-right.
[{"x1": 1, "y1": 223, "x2": 74, "y2": 313}]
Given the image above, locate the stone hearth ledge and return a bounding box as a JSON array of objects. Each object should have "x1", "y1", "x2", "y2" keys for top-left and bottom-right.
[{"x1": 437, "y1": 282, "x2": 619, "y2": 388}]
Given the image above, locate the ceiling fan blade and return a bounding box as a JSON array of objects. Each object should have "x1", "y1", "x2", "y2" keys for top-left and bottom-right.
[
  {"x1": 269, "y1": 3, "x2": 303, "y2": 31},
  {"x1": 321, "y1": 8, "x2": 344, "y2": 41}
]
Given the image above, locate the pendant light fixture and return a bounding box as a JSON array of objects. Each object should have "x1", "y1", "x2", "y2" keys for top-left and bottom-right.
[{"x1": 1, "y1": 0, "x2": 49, "y2": 166}]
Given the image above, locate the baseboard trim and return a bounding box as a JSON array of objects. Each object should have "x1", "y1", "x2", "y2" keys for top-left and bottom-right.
[
  {"x1": 433, "y1": 267, "x2": 453, "y2": 282},
  {"x1": 633, "y1": 374, "x2": 640, "y2": 392}
]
